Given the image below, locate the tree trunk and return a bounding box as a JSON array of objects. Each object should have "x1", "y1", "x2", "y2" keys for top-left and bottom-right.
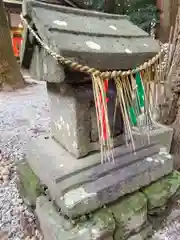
[
  {"x1": 159, "y1": 21, "x2": 180, "y2": 169},
  {"x1": 170, "y1": 97, "x2": 180, "y2": 169},
  {"x1": 104, "y1": 0, "x2": 116, "y2": 13},
  {"x1": 0, "y1": 0, "x2": 25, "y2": 91}
]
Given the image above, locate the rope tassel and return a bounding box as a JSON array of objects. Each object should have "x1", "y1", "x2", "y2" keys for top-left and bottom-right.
[{"x1": 92, "y1": 75, "x2": 114, "y2": 164}]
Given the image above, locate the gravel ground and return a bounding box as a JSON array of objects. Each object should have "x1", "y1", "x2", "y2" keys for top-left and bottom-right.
[
  {"x1": 0, "y1": 74, "x2": 50, "y2": 240},
  {"x1": 0, "y1": 73, "x2": 180, "y2": 240},
  {"x1": 151, "y1": 205, "x2": 180, "y2": 240}
]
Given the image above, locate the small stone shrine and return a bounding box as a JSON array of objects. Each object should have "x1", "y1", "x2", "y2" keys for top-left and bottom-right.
[{"x1": 18, "y1": 1, "x2": 180, "y2": 240}]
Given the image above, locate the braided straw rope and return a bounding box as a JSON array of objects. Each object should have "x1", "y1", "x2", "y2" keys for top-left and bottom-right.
[{"x1": 21, "y1": 15, "x2": 164, "y2": 79}]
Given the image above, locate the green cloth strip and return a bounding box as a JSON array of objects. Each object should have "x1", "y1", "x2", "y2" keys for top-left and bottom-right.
[{"x1": 128, "y1": 72, "x2": 145, "y2": 126}]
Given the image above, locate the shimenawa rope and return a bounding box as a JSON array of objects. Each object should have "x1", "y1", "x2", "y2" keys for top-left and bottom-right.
[
  {"x1": 20, "y1": 14, "x2": 165, "y2": 79},
  {"x1": 21, "y1": 14, "x2": 165, "y2": 164}
]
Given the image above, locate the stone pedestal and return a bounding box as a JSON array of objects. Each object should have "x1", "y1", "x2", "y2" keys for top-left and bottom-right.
[
  {"x1": 21, "y1": 130, "x2": 175, "y2": 240},
  {"x1": 25, "y1": 134, "x2": 174, "y2": 218}
]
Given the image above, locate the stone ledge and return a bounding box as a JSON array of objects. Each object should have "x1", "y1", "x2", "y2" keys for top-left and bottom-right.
[{"x1": 59, "y1": 152, "x2": 173, "y2": 218}]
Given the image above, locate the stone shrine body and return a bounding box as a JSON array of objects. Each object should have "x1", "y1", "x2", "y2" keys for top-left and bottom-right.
[{"x1": 20, "y1": 1, "x2": 175, "y2": 239}]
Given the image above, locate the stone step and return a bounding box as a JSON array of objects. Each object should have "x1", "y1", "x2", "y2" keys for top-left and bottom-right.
[{"x1": 25, "y1": 134, "x2": 174, "y2": 218}]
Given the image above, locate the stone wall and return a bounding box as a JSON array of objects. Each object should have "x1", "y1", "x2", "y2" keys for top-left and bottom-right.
[
  {"x1": 35, "y1": 171, "x2": 180, "y2": 240},
  {"x1": 17, "y1": 159, "x2": 180, "y2": 240}
]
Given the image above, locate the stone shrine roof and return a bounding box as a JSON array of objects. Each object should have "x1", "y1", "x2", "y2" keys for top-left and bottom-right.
[{"x1": 21, "y1": 0, "x2": 160, "y2": 70}]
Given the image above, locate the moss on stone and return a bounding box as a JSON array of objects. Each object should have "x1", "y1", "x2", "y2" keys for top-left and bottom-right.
[
  {"x1": 90, "y1": 208, "x2": 116, "y2": 233},
  {"x1": 75, "y1": 207, "x2": 115, "y2": 236},
  {"x1": 128, "y1": 223, "x2": 152, "y2": 240},
  {"x1": 36, "y1": 196, "x2": 115, "y2": 240},
  {"x1": 17, "y1": 159, "x2": 44, "y2": 207},
  {"x1": 143, "y1": 171, "x2": 180, "y2": 211},
  {"x1": 110, "y1": 192, "x2": 147, "y2": 239}
]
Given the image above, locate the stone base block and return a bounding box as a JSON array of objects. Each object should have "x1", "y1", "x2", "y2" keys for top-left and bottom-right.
[
  {"x1": 36, "y1": 192, "x2": 149, "y2": 240},
  {"x1": 132, "y1": 122, "x2": 173, "y2": 153},
  {"x1": 19, "y1": 168, "x2": 180, "y2": 240},
  {"x1": 143, "y1": 170, "x2": 180, "y2": 214},
  {"x1": 16, "y1": 159, "x2": 44, "y2": 207},
  {"x1": 128, "y1": 223, "x2": 153, "y2": 240},
  {"x1": 36, "y1": 196, "x2": 115, "y2": 240},
  {"x1": 25, "y1": 134, "x2": 174, "y2": 218},
  {"x1": 111, "y1": 192, "x2": 147, "y2": 239}
]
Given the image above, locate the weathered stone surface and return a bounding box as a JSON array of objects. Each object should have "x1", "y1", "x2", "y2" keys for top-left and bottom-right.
[
  {"x1": 47, "y1": 83, "x2": 124, "y2": 158},
  {"x1": 132, "y1": 122, "x2": 173, "y2": 153},
  {"x1": 128, "y1": 223, "x2": 153, "y2": 240},
  {"x1": 47, "y1": 83, "x2": 91, "y2": 158},
  {"x1": 59, "y1": 152, "x2": 173, "y2": 218},
  {"x1": 26, "y1": 134, "x2": 174, "y2": 218},
  {"x1": 42, "y1": 53, "x2": 65, "y2": 83},
  {"x1": 36, "y1": 196, "x2": 115, "y2": 240},
  {"x1": 90, "y1": 106, "x2": 99, "y2": 142},
  {"x1": 29, "y1": 46, "x2": 44, "y2": 81},
  {"x1": 143, "y1": 171, "x2": 180, "y2": 212},
  {"x1": 22, "y1": 0, "x2": 160, "y2": 74},
  {"x1": 110, "y1": 192, "x2": 147, "y2": 239},
  {"x1": 17, "y1": 160, "x2": 44, "y2": 207}
]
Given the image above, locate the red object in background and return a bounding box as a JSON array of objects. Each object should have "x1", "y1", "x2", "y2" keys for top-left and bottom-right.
[
  {"x1": 97, "y1": 79, "x2": 109, "y2": 141},
  {"x1": 12, "y1": 34, "x2": 22, "y2": 57}
]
